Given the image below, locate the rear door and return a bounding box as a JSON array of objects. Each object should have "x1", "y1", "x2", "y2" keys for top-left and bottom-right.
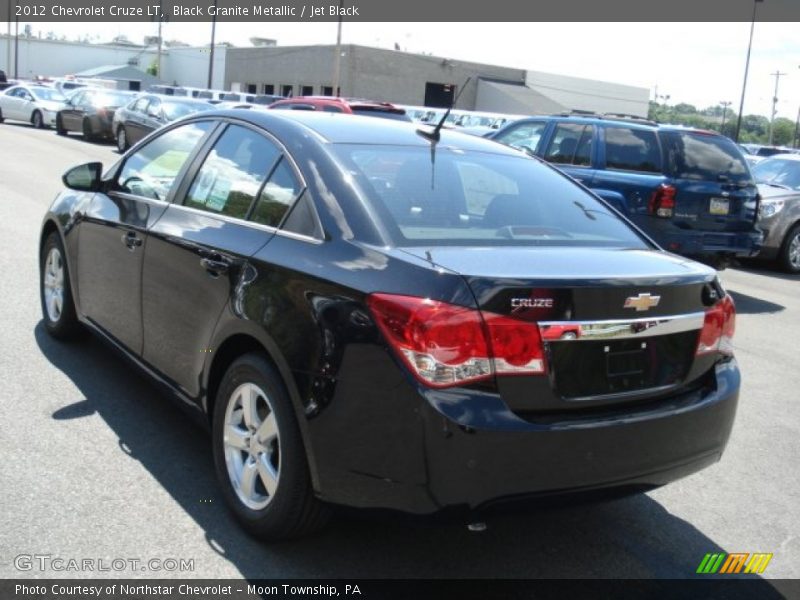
[
  {"x1": 539, "y1": 121, "x2": 597, "y2": 187},
  {"x1": 141, "y1": 121, "x2": 303, "y2": 398},
  {"x1": 76, "y1": 120, "x2": 214, "y2": 354},
  {"x1": 660, "y1": 130, "x2": 758, "y2": 233},
  {"x1": 591, "y1": 124, "x2": 667, "y2": 216}
]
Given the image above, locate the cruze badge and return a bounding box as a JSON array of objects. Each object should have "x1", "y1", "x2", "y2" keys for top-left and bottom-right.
[
  {"x1": 624, "y1": 293, "x2": 661, "y2": 312},
  {"x1": 511, "y1": 298, "x2": 554, "y2": 308}
]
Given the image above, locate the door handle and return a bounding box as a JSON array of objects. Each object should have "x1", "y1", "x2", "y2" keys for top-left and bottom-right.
[
  {"x1": 200, "y1": 257, "x2": 230, "y2": 276},
  {"x1": 121, "y1": 231, "x2": 143, "y2": 250}
]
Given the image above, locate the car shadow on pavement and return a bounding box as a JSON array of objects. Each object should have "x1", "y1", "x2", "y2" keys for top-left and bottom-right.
[
  {"x1": 735, "y1": 262, "x2": 800, "y2": 281},
  {"x1": 727, "y1": 290, "x2": 785, "y2": 315},
  {"x1": 35, "y1": 322, "x2": 783, "y2": 589}
]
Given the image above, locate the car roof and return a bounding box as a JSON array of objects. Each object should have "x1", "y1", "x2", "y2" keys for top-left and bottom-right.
[
  {"x1": 759, "y1": 153, "x2": 800, "y2": 162},
  {"x1": 198, "y1": 109, "x2": 530, "y2": 155},
  {"x1": 507, "y1": 114, "x2": 725, "y2": 137}
]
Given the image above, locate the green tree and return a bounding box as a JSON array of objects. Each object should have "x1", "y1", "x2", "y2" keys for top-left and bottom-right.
[
  {"x1": 146, "y1": 60, "x2": 158, "y2": 77},
  {"x1": 770, "y1": 117, "x2": 795, "y2": 146}
]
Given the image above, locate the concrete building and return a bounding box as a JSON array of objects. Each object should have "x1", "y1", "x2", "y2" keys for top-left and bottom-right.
[{"x1": 2, "y1": 36, "x2": 649, "y2": 117}]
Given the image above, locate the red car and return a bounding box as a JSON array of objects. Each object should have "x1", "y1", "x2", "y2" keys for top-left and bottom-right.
[{"x1": 269, "y1": 96, "x2": 410, "y2": 121}]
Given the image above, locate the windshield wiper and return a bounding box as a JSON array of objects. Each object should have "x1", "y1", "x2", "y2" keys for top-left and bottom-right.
[{"x1": 761, "y1": 182, "x2": 792, "y2": 190}]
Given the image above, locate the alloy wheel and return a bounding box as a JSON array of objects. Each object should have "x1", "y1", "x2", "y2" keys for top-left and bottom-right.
[
  {"x1": 788, "y1": 231, "x2": 800, "y2": 270},
  {"x1": 222, "y1": 382, "x2": 280, "y2": 510},
  {"x1": 43, "y1": 247, "x2": 65, "y2": 323}
]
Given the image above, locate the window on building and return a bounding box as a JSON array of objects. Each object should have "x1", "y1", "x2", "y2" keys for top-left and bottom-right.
[
  {"x1": 263, "y1": 84, "x2": 275, "y2": 95},
  {"x1": 281, "y1": 84, "x2": 294, "y2": 98},
  {"x1": 321, "y1": 86, "x2": 334, "y2": 96},
  {"x1": 301, "y1": 85, "x2": 314, "y2": 96}
]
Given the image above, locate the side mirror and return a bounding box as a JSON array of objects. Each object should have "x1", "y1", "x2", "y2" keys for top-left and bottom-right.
[{"x1": 62, "y1": 162, "x2": 103, "y2": 192}]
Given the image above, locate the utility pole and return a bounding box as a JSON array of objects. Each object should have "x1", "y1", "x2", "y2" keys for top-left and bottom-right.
[
  {"x1": 6, "y1": 0, "x2": 11, "y2": 75},
  {"x1": 331, "y1": 0, "x2": 343, "y2": 97},
  {"x1": 13, "y1": 5, "x2": 18, "y2": 79},
  {"x1": 767, "y1": 70, "x2": 786, "y2": 145},
  {"x1": 156, "y1": 0, "x2": 163, "y2": 79},
  {"x1": 720, "y1": 100, "x2": 732, "y2": 135}
]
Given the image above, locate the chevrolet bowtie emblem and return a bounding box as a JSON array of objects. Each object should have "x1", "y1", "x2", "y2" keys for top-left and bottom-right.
[{"x1": 624, "y1": 293, "x2": 661, "y2": 312}]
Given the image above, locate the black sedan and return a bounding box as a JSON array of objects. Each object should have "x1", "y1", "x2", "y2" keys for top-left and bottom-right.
[
  {"x1": 56, "y1": 88, "x2": 138, "y2": 141},
  {"x1": 112, "y1": 94, "x2": 214, "y2": 152},
  {"x1": 40, "y1": 110, "x2": 740, "y2": 540}
]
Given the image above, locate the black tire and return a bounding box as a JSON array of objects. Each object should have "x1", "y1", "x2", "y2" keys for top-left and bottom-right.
[
  {"x1": 0, "y1": 108, "x2": 4, "y2": 123},
  {"x1": 777, "y1": 223, "x2": 800, "y2": 274},
  {"x1": 116, "y1": 126, "x2": 129, "y2": 152},
  {"x1": 82, "y1": 118, "x2": 95, "y2": 141},
  {"x1": 40, "y1": 231, "x2": 82, "y2": 339},
  {"x1": 212, "y1": 353, "x2": 330, "y2": 540},
  {"x1": 55, "y1": 115, "x2": 67, "y2": 135},
  {"x1": 32, "y1": 110, "x2": 44, "y2": 129}
]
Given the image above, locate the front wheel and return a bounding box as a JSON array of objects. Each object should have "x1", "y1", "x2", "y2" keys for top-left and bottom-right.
[
  {"x1": 212, "y1": 354, "x2": 330, "y2": 540},
  {"x1": 778, "y1": 223, "x2": 800, "y2": 274},
  {"x1": 116, "y1": 126, "x2": 129, "y2": 152},
  {"x1": 32, "y1": 110, "x2": 44, "y2": 129},
  {"x1": 40, "y1": 232, "x2": 82, "y2": 339}
]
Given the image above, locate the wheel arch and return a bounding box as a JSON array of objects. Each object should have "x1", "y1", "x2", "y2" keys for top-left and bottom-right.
[{"x1": 203, "y1": 325, "x2": 321, "y2": 491}]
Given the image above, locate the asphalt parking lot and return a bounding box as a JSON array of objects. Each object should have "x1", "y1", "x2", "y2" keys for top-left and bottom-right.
[{"x1": 0, "y1": 121, "x2": 798, "y2": 583}]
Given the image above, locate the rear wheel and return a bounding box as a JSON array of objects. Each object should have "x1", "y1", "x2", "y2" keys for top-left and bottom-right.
[
  {"x1": 40, "y1": 232, "x2": 82, "y2": 339},
  {"x1": 0, "y1": 108, "x2": 5, "y2": 123},
  {"x1": 212, "y1": 353, "x2": 330, "y2": 540},
  {"x1": 82, "y1": 118, "x2": 95, "y2": 141},
  {"x1": 55, "y1": 115, "x2": 66, "y2": 135},
  {"x1": 778, "y1": 223, "x2": 800, "y2": 274},
  {"x1": 32, "y1": 110, "x2": 44, "y2": 129},
  {"x1": 116, "y1": 126, "x2": 129, "y2": 152}
]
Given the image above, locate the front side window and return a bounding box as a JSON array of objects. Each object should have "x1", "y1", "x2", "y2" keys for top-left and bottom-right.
[
  {"x1": 185, "y1": 124, "x2": 281, "y2": 219},
  {"x1": 544, "y1": 123, "x2": 594, "y2": 166},
  {"x1": 332, "y1": 144, "x2": 647, "y2": 248},
  {"x1": 131, "y1": 97, "x2": 149, "y2": 113},
  {"x1": 494, "y1": 121, "x2": 547, "y2": 155},
  {"x1": 116, "y1": 121, "x2": 213, "y2": 201},
  {"x1": 604, "y1": 126, "x2": 662, "y2": 173}
]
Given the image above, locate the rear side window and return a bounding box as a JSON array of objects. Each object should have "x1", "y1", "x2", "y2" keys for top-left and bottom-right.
[
  {"x1": 185, "y1": 124, "x2": 280, "y2": 219},
  {"x1": 544, "y1": 123, "x2": 594, "y2": 166},
  {"x1": 494, "y1": 121, "x2": 546, "y2": 155},
  {"x1": 662, "y1": 131, "x2": 751, "y2": 183},
  {"x1": 250, "y1": 159, "x2": 302, "y2": 227},
  {"x1": 604, "y1": 126, "x2": 662, "y2": 173}
]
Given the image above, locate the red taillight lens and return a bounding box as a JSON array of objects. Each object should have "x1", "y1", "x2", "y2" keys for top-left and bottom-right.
[
  {"x1": 367, "y1": 293, "x2": 546, "y2": 388},
  {"x1": 696, "y1": 294, "x2": 736, "y2": 356},
  {"x1": 648, "y1": 184, "x2": 676, "y2": 218}
]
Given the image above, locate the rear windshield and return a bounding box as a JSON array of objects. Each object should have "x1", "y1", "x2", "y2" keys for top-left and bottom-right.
[
  {"x1": 31, "y1": 87, "x2": 66, "y2": 102},
  {"x1": 661, "y1": 131, "x2": 751, "y2": 183},
  {"x1": 351, "y1": 107, "x2": 411, "y2": 122},
  {"x1": 94, "y1": 92, "x2": 133, "y2": 107},
  {"x1": 752, "y1": 158, "x2": 800, "y2": 190},
  {"x1": 331, "y1": 144, "x2": 649, "y2": 248}
]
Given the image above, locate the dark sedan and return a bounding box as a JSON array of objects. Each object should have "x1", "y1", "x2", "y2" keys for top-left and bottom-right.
[
  {"x1": 112, "y1": 94, "x2": 214, "y2": 152},
  {"x1": 56, "y1": 89, "x2": 138, "y2": 141},
  {"x1": 40, "y1": 111, "x2": 740, "y2": 540}
]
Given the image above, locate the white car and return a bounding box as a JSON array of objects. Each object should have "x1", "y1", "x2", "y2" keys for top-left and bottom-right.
[{"x1": 0, "y1": 84, "x2": 67, "y2": 128}]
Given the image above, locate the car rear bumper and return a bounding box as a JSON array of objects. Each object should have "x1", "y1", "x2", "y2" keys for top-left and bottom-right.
[
  {"x1": 309, "y1": 355, "x2": 740, "y2": 514},
  {"x1": 655, "y1": 229, "x2": 763, "y2": 258}
]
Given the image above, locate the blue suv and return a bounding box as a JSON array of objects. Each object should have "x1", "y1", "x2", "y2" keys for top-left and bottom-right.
[{"x1": 488, "y1": 114, "x2": 763, "y2": 268}]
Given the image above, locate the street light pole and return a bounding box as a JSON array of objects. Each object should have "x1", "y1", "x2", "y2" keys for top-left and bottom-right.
[
  {"x1": 734, "y1": 0, "x2": 763, "y2": 143},
  {"x1": 6, "y1": 0, "x2": 11, "y2": 75},
  {"x1": 331, "y1": 0, "x2": 343, "y2": 97},
  {"x1": 207, "y1": 0, "x2": 217, "y2": 89}
]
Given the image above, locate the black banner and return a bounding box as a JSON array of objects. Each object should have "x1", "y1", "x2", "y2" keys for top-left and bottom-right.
[
  {"x1": 2, "y1": 579, "x2": 799, "y2": 600},
  {"x1": 1, "y1": 0, "x2": 800, "y2": 22}
]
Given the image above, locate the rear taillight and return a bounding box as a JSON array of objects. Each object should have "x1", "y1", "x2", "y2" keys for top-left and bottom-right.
[
  {"x1": 696, "y1": 294, "x2": 736, "y2": 356},
  {"x1": 648, "y1": 184, "x2": 676, "y2": 218},
  {"x1": 367, "y1": 293, "x2": 546, "y2": 388}
]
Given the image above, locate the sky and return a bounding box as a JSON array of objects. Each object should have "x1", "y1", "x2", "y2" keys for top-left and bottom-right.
[{"x1": 8, "y1": 21, "x2": 800, "y2": 119}]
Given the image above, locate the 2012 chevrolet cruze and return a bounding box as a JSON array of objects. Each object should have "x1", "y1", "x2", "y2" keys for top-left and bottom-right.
[{"x1": 40, "y1": 110, "x2": 740, "y2": 540}]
